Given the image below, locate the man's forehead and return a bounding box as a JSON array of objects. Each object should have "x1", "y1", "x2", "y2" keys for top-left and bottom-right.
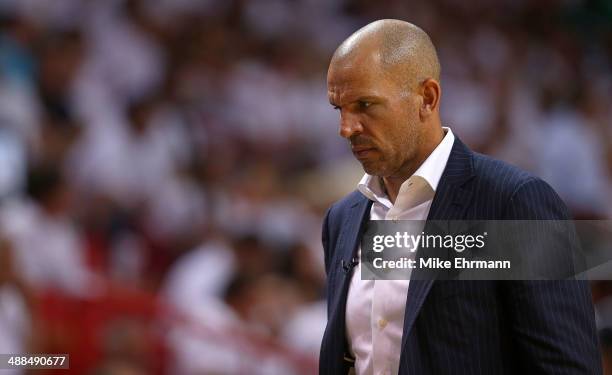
[
  {"x1": 327, "y1": 55, "x2": 392, "y2": 98},
  {"x1": 327, "y1": 74, "x2": 390, "y2": 106},
  {"x1": 327, "y1": 69, "x2": 372, "y2": 98},
  {"x1": 330, "y1": 45, "x2": 382, "y2": 72},
  {"x1": 328, "y1": 53, "x2": 383, "y2": 86}
]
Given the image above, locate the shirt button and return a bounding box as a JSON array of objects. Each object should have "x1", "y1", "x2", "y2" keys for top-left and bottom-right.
[{"x1": 378, "y1": 318, "x2": 387, "y2": 329}]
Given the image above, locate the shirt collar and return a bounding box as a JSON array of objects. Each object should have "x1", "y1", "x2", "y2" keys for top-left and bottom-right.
[
  {"x1": 357, "y1": 173, "x2": 392, "y2": 207},
  {"x1": 412, "y1": 126, "x2": 455, "y2": 191},
  {"x1": 358, "y1": 127, "x2": 455, "y2": 203}
]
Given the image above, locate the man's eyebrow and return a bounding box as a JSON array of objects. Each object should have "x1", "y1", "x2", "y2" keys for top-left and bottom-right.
[
  {"x1": 355, "y1": 95, "x2": 382, "y2": 102},
  {"x1": 329, "y1": 95, "x2": 382, "y2": 107}
]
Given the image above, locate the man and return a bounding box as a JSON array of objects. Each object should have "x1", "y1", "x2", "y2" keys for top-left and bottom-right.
[{"x1": 320, "y1": 19, "x2": 601, "y2": 374}]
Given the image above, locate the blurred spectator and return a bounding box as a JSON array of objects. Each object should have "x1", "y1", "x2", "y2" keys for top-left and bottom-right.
[
  {"x1": 0, "y1": 236, "x2": 33, "y2": 375},
  {"x1": 160, "y1": 238, "x2": 236, "y2": 309},
  {"x1": 0, "y1": 164, "x2": 100, "y2": 297}
]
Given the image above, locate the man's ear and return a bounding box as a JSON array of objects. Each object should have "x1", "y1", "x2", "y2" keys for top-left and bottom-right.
[{"x1": 419, "y1": 78, "x2": 441, "y2": 120}]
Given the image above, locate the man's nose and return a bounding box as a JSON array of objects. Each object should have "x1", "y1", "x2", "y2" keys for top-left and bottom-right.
[{"x1": 339, "y1": 113, "x2": 363, "y2": 139}]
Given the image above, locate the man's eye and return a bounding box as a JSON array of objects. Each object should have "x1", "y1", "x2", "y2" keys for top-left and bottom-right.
[{"x1": 358, "y1": 101, "x2": 371, "y2": 109}]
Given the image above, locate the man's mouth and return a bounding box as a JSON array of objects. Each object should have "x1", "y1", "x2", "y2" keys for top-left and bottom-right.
[{"x1": 352, "y1": 146, "x2": 376, "y2": 158}]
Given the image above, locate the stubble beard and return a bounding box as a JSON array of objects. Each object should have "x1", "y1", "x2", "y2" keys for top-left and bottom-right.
[{"x1": 370, "y1": 134, "x2": 419, "y2": 179}]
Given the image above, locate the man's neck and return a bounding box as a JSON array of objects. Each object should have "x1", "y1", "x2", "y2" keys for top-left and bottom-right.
[
  {"x1": 381, "y1": 175, "x2": 407, "y2": 204},
  {"x1": 382, "y1": 126, "x2": 445, "y2": 204}
]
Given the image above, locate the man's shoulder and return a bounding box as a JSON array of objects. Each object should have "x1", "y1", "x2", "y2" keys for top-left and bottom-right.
[
  {"x1": 326, "y1": 190, "x2": 368, "y2": 220},
  {"x1": 448, "y1": 136, "x2": 549, "y2": 200},
  {"x1": 471, "y1": 151, "x2": 570, "y2": 219},
  {"x1": 471, "y1": 151, "x2": 541, "y2": 196}
]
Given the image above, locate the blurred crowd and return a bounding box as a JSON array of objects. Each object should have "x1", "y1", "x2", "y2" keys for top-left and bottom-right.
[{"x1": 0, "y1": 0, "x2": 610, "y2": 374}]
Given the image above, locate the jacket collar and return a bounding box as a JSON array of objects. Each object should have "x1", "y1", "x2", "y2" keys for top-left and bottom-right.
[{"x1": 401, "y1": 136, "x2": 475, "y2": 352}]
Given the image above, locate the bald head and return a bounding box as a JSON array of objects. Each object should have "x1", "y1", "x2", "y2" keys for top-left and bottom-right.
[
  {"x1": 327, "y1": 19, "x2": 445, "y2": 191},
  {"x1": 330, "y1": 19, "x2": 440, "y2": 91}
]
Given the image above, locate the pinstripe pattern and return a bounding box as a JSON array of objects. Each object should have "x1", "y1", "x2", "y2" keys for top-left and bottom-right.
[{"x1": 319, "y1": 137, "x2": 602, "y2": 374}]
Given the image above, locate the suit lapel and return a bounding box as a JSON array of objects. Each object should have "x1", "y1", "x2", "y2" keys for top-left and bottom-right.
[
  {"x1": 327, "y1": 196, "x2": 372, "y2": 320},
  {"x1": 321, "y1": 195, "x2": 372, "y2": 372},
  {"x1": 401, "y1": 137, "x2": 475, "y2": 349}
]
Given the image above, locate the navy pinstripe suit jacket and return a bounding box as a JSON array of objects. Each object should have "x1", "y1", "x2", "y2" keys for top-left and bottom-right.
[{"x1": 319, "y1": 136, "x2": 602, "y2": 374}]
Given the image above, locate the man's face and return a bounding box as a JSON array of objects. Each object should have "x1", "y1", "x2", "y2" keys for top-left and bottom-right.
[{"x1": 327, "y1": 54, "x2": 422, "y2": 178}]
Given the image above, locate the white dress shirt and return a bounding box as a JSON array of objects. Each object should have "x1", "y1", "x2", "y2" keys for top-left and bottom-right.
[{"x1": 345, "y1": 127, "x2": 455, "y2": 375}]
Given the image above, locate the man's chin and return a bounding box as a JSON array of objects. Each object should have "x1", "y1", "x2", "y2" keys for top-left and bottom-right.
[{"x1": 361, "y1": 161, "x2": 387, "y2": 177}]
